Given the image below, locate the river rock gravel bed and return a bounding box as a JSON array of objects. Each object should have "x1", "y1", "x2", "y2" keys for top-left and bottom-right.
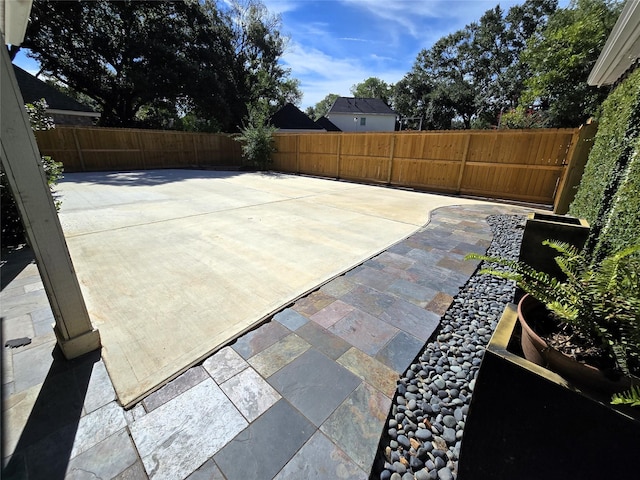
[{"x1": 374, "y1": 214, "x2": 525, "y2": 480}]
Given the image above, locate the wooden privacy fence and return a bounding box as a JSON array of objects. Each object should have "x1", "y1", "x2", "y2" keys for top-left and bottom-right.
[
  {"x1": 34, "y1": 123, "x2": 596, "y2": 210},
  {"x1": 35, "y1": 126, "x2": 242, "y2": 172},
  {"x1": 272, "y1": 124, "x2": 597, "y2": 210}
]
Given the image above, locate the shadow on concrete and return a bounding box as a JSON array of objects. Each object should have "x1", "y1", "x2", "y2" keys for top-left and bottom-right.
[
  {"x1": 1, "y1": 348, "x2": 100, "y2": 480},
  {"x1": 1, "y1": 246, "x2": 35, "y2": 291},
  {"x1": 59, "y1": 168, "x2": 290, "y2": 187}
]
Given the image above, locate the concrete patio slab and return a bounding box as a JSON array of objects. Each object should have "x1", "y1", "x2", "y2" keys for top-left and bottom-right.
[{"x1": 56, "y1": 170, "x2": 489, "y2": 407}]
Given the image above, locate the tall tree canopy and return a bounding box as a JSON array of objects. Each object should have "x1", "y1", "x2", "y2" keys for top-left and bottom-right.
[
  {"x1": 393, "y1": 0, "x2": 557, "y2": 129},
  {"x1": 17, "y1": 0, "x2": 300, "y2": 131},
  {"x1": 306, "y1": 93, "x2": 339, "y2": 120},
  {"x1": 519, "y1": 0, "x2": 622, "y2": 127},
  {"x1": 350, "y1": 77, "x2": 392, "y2": 104},
  {"x1": 227, "y1": 0, "x2": 301, "y2": 118}
]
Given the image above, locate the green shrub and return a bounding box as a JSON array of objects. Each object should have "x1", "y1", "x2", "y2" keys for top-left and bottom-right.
[
  {"x1": 569, "y1": 68, "x2": 640, "y2": 259},
  {"x1": 499, "y1": 107, "x2": 549, "y2": 129},
  {"x1": 1, "y1": 99, "x2": 63, "y2": 247},
  {"x1": 235, "y1": 107, "x2": 277, "y2": 170}
]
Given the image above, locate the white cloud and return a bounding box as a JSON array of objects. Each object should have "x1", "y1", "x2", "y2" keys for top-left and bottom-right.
[
  {"x1": 261, "y1": 0, "x2": 300, "y2": 15},
  {"x1": 339, "y1": 0, "x2": 529, "y2": 46},
  {"x1": 281, "y1": 41, "x2": 405, "y2": 109}
]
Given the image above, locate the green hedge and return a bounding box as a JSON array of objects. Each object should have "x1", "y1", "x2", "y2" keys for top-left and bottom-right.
[
  {"x1": 569, "y1": 68, "x2": 640, "y2": 258},
  {"x1": 597, "y1": 132, "x2": 640, "y2": 255}
]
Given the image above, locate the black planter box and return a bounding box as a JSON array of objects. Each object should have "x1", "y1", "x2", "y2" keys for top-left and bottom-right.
[
  {"x1": 457, "y1": 304, "x2": 640, "y2": 480},
  {"x1": 519, "y1": 212, "x2": 589, "y2": 277}
]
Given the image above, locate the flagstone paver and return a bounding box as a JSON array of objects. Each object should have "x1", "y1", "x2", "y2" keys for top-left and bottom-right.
[
  {"x1": 320, "y1": 382, "x2": 392, "y2": 471},
  {"x1": 219, "y1": 367, "x2": 281, "y2": 422},
  {"x1": 274, "y1": 430, "x2": 368, "y2": 479},
  {"x1": 202, "y1": 346, "x2": 248, "y2": 384},
  {"x1": 214, "y1": 399, "x2": 314, "y2": 480},
  {"x1": 129, "y1": 379, "x2": 247, "y2": 480},
  {"x1": 268, "y1": 349, "x2": 361, "y2": 427},
  {"x1": 247, "y1": 333, "x2": 311, "y2": 377}
]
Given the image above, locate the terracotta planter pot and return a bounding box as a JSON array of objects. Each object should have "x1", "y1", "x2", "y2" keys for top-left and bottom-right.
[{"x1": 517, "y1": 294, "x2": 632, "y2": 394}]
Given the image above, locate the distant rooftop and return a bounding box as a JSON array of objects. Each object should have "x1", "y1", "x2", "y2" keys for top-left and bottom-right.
[
  {"x1": 315, "y1": 116, "x2": 341, "y2": 132},
  {"x1": 13, "y1": 65, "x2": 97, "y2": 113},
  {"x1": 270, "y1": 103, "x2": 323, "y2": 130},
  {"x1": 328, "y1": 97, "x2": 396, "y2": 116}
]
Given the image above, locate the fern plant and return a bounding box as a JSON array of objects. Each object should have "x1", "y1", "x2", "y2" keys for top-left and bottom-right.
[
  {"x1": 611, "y1": 385, "x2": 640, "y2": 407},
  {"x1": 466, "y1": 241, "x2": 640, "y2": 378}
]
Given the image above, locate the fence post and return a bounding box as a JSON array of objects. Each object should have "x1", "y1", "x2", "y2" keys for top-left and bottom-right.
[
  {"x1": 296, "y1": 134, "x2": 300, "y2": 174},
  {"x1": 456, "y1": 132, "x2": 472, "y2": 194},
  {"x1": 553, "y1": 119, "x2": 598, "y2": 214},
  {"x1": 71, "y1": 127, "x2": 86, "y2": 172},
  {"x1": 136, "y1": 130, "x2": 147, "y2": 169},
  {"x1": 336, "y1": 134, "x2": 342, "y2": 179},
  {"x1": 387, "y1": 133, "x2": 396, "y2": 184},
  {"x1": 192, "y1": 134, "x2": 199, "y2": 167}
]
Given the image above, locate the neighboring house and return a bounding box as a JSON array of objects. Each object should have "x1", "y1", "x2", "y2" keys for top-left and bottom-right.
[
  {"x1": 269, "y1": 103, "x2": 325, "y2": 132},
  {"x1": 13, "y1": 65, "x2": 101, "y2": 126},
  {"x1": 326, "y1": 97, "x2": 397, "y2": 132},
  {"x1": 315, "y1": 116, "x2": 341, "y2": 132}
]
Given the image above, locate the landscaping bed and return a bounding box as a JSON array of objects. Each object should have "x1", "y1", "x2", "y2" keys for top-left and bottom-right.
[{"x1": 373, "y1": 213, "x2": 524, "y2": 480}]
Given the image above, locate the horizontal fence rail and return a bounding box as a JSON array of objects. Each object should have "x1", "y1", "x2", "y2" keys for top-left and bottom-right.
[
  {"x1": 35, "y1": 126, "x2": 243, "y2": 172},
  {"x1": 272, "y1": 125, "x2": 596, "y2": 208},
  {"x1": 35, "y1": 124, "x2": 596, "y2": 209}
]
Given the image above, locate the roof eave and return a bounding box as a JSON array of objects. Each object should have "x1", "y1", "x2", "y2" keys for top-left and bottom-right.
[
  {"x1": 588, "y1": 0, "x2": 640, "y2": 87},
  {"x1": 1, "y1": 0, "x2": 33, "y2": 46}
]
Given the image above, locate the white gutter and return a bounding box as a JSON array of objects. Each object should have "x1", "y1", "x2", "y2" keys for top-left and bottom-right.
[
  {"x1": 588, "y1": 0, "x2": 640, "y2": 86},
  {"x1": 1, "y1": 0, "x2": 33, "y2": 46}
]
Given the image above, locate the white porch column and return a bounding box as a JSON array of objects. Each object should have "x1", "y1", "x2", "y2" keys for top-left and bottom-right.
[{"x1": 1, "y1": 43, "x2": 100, "y2": 358}]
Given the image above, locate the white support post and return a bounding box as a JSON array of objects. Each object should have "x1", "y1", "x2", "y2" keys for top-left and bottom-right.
[{"x1": 1, "y1": 43, "x2": 100, "y2": 359}]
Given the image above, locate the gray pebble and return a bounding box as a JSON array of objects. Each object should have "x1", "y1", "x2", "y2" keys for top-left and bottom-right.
[
  {"x1": 397, "y1": 435, "x2": 411, "y2": 449},
  {"x1": 442, "y1": 415, "x2": 456, "y2": 428},
  {"x1": 415, "y1": 469, "x2": 430, "y2": 480},
  {"x1": 393, "y1": 461, "x2": 407, "y2": 474},
  {"x1": 437, "y1": 468, "x2": 453, "y2": 480}
]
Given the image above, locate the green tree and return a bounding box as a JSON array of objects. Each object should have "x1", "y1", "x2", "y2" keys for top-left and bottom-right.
[
  {"x1": 18, "y1": 0, "x2": 299, "y2": 132},
  {"x1": 307, "y1": 93, "x2": 339, "y2": 120},
  {"x1": 519, "y1": 0, "x2": 622, "y2": 127},
  {"x1": 227, "y1": 0, "x2": 301, "y2": 120},
  {"x1": 20, "y1": 0, "x2": 238, "y2": 129},
  {"x1": 394, "y1": 0, "x2": 557, "y2": 129},
  {"x1": 350, "y1": 77, "x2": 392, "y2": 104}
]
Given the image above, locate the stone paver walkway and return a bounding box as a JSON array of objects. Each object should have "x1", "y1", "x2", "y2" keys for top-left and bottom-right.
[{"x1": 2, "y1": 203, "x2": 528, "y2": 479}]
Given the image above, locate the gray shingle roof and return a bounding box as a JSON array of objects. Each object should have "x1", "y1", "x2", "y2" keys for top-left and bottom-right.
[
  {"x1": 328, "y1": 97, "x2": 396, "y2": 116},
  {"x1": 13, "y1": 65, "x2": 97, "y2": 113},
  {"x1": 270, "y1": 103, "x2": 324, "y2": 130},
  {"x1": 315, "y1": 116, "x2": 341, "y2": 131}
]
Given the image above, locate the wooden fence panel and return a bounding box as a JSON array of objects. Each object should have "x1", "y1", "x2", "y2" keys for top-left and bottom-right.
[
  {"x1": 391, "y1": 159, "x2": 461, "y2": 192},
  {"x1": 35, "y1": 126, "x2": 596, "y2": 207},
  {"x1": 272, "y1": 135, "x2": 298, "y2": 172},
  {"x1": 298, "y1": 134, "x2": 339, "y2": 176},
  {"x1": 35, "y1": 126, "x2": 242, "y2": 172},
  {"x1": 272, "y1": 127, "x2": 591, "y2": 206},
  {"x1": 33, "y1": 127, "x2": 83, "y2": 170}
]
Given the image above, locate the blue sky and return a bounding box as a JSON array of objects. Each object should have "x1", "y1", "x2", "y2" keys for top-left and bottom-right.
[
  {"x1": 13, "y1": 0, "x2": 570, "y2": 110},
  {"x1": 265, "y1": 0, "x2": 569, "y2": 109}
]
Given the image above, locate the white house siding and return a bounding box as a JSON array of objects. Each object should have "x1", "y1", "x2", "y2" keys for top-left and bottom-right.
[{"x1": 326, "y1": 113, "x2": 396, "y2": 132}]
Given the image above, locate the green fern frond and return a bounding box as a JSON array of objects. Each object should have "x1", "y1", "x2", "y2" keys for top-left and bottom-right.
[{"x1": 611, "y1": 384, "x2": 640, "y2": 407}]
